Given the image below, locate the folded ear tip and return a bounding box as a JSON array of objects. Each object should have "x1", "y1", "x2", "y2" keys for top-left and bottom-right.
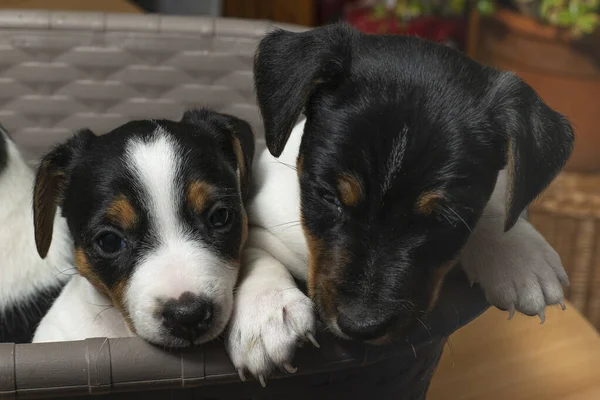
[
  {"x1": 35, "y1": 238, "x2": 49, "y2": 259},
  {"x1": 266, "y1": 141, "x2": 284, "y2": 158}
]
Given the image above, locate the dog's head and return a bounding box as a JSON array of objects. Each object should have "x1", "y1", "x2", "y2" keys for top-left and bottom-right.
[
  {"x1": 254, "y1": 24, "x2": 574, "y2": 343},
  {"x1": 33, "y1": 109, "x2": 254, "y2": 347}
]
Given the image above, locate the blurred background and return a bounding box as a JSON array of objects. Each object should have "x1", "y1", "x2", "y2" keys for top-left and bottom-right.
[{"x1": 0, "y1": 0, "x2": 598, "y2": 399}]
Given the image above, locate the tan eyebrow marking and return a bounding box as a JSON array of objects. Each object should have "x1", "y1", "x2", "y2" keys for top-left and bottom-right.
[
  {"x1": 187, "y1": 180, "x2": 213, "y2": 215},
  {"x1": 416, "y1": 190, "x2": 445, "y2": 215},
  {"x1": 337, "y1": 173, "x2": 364, "y2": 207},
  {"x1": 106, "y1": 194, "x2": 139, "y2": 230}
]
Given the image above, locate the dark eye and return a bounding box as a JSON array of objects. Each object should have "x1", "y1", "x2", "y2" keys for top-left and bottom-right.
[
  {"x1": 209, "y1": 207, "x2": 231, "y2": 228},
  {"x1": 317, "y1": 188, "x2": 341, "y2": 210},
  {"x1": 95, "y1": 232, "x2": 126, "y2": 256}
]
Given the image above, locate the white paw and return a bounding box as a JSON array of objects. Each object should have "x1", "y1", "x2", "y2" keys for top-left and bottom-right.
[
  {"x1": 462, "y1": 217, "x2": 569, "y2": 322},
  {"x1": 225, "y1": 285, "x2": 318, "y2": 386}
]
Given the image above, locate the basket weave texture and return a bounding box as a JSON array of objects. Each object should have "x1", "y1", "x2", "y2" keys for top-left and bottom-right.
[{"x1": 530, "y1": 171, "x2": 600, "y2": 330}]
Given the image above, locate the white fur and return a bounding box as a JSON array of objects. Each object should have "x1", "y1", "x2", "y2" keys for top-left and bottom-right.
[
  {"x1": 225, "y1": 119, "x2": 568, "y2": 381},
  {"x1": 123, "y1": 131, "x2": 237, "y2": 346},
  {"x1": 0, "y1": 131, "x2": 72, "y2": 311},
  {"x1": 33, "y1": 275, "x2": 132, "y2": 343},
  {"x1": 34, "y1": 128, "x2": 239, "y2": 346}
]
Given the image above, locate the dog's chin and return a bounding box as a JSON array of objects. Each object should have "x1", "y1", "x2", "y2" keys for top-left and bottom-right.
[
  {"x1": 325, "y1": 318, "x2": 394, "y2": 345},
  {"x1": 136, "y1": 322, "x2": 227, "y2": 349}
]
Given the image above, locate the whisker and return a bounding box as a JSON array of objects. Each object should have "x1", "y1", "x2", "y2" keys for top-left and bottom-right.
[
  {"x1": 267, "y1": 220, "x2": 301, "y2": 229},
  {"x1": 443, "y1": 205, "x2": 472, "y2": 233},
  {"x1": 444, "y1": 336, "x2": 456, "y2": 368},
  {"x1": 416, "y1": 317, "x2": 432, "y2": 339},
  {"x1": 93, "y1": 305, "x2": 115, "y2": 322},
  {"x1": 272, "y1": 160, "x2": 297, "y2": 171},
  {"x1": 478, "y1": 212, "x2": 505, "y2": 220},
  {"x1": 405, "y1": 338, "x2": 417, "y2": 360}
]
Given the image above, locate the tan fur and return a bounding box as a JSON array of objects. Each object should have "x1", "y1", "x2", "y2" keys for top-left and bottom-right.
[
  {"x1": 106, "y1": 194, "x2": 139, "y2": 230},
  {"x1": 416, "y1": 190, "x2": 445, "y2": 215},
  {"x1": 33, "y1": 161, "x2": 67, "y2": 258},
  {"x1": 74, "y1": 247, "x2": 107, "y2": 295},
  {"x1": 337, "y1": 173, "x2": 364, "y2": 207},
  {"x1": 187, "y1": 180, "x2": 213, "y2": 215},
  {"x1": 505, "y1": 137, "x2": 515, "y2": 221},
  {"x1": 297, "y1": 155, "x2": 304, "y2": 175},
  {"x1": 427, "y1": 260, "x2": 457, "y2": 312},
  {"x1": 74, "y1": 247, "x2": 136, "y2": 333}
]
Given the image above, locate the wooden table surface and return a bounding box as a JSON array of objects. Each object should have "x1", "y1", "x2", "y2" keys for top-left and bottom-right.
[{"x1": 429, "y1": 302, "x2": 600, "y2": 400}]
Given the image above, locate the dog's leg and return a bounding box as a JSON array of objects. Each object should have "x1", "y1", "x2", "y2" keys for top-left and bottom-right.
[
  {"x1": 461, "y1": 170, "x2": 568, "y2": 321},
  {"x1": 225, "y1": 227, "x2": 317, "y2": 387}
]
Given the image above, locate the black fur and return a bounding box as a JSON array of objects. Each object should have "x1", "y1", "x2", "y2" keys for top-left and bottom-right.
[
  {"x1": 0, "y1": 285, "x2": 64, "y2": 344},
  {"x1": 36, "y1": 110, "x2": 254, "y2": 293},
  {"x1": 254, "y1": 23, "x2": 574, "y2": 341},
  {"x1": 0, "y1": 123, "x2": 9, "y2": 174},
  {"x1": 30, "y1": 109, "x2": 254, "y2": 344}
]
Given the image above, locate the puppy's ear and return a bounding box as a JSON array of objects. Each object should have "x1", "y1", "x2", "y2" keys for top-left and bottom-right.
[
  {"x1": 491, "y1": 72, "x2": 574, "y2": 232},
  {"x1": 33, "y1": 129, "x2": 95, "y2": 258},
  {"x1": 254, "y1": 23, "x2": 356, "y2": 157},
  {"x1": 182, "y1": 109, "x2": 255, "y2": 201}
]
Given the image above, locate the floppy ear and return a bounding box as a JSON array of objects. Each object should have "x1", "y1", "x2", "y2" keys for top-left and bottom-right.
[
  {"x1": 491, "y1": 72, "x2": 575, "y2": 232},
  {"x1": 181, "y1": 109, "x2": 255, "y2": 202},
  {"x1": 33, "y1": 129, "x2": 95, "y2": 258},
  {"x1": 254, "y1": 23, "x2": 356, "y2": 157}
]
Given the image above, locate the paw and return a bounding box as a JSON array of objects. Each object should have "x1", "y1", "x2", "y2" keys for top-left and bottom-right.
[
  {"x1": 225, "y1": 285, "x2": 318, "y2": 387},
  {"x1": 462, "y1": 218, "x2": 569, "y2": 322}
]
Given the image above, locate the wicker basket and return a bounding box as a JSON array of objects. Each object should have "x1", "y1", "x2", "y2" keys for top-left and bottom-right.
[
  {"x1": 529, "y1": 171, "x2": 600, "y2": 330},
  {"x1": 0, "y1": 9, "x2": 491, "y2": 400}
]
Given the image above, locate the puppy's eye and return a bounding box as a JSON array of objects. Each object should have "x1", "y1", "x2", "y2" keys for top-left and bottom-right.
[
  {"x1": 317, "y1": 188, "x2": 342, "y2": 213},
  {"x1": 95, "y1": 232, "x2": 126, "y2": 255},
  {"x1": 209, "y1": 207, "x2": 231, "y2": 228}
]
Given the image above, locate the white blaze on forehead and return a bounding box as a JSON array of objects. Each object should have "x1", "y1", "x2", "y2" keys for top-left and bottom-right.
[
  {"x1": 125, "y1": 126, "x2": 184, "y2": 240},
  {"x1": 381, "y1": 125, "x2": 409, "y2": 194},
  {"x1": 123, "y1": 127, "x2": 238, "y2": 346}
]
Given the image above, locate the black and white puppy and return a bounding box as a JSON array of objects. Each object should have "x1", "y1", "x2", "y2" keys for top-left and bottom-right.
[
  {"x1": 0, "y1": 125, "x2": 72, "y2": 344},
  {"x1": 225, "y1": 23, "x2": 574, "y2": 383},
  {"x1": 32, "y1": 109, "x2": 254, "y2": 347}
]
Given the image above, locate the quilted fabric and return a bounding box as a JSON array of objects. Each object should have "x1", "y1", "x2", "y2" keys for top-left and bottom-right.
[{"x1": 0, "y1": 10, "x2": 306, "y2": 162}]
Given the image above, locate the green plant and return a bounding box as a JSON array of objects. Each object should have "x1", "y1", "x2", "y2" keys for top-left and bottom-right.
[
  {"x1": 538, "y1": 0, "x2": 599, "y2": 36},
  {"x1": 511, "y1": 0, "x2": 599, "y2": 37},
  {"x1": 372, "y1": 0, "x2": 496, "y2": 21},
  {"x1": 371, "y1": 1, "x2": 599, "y2": 37}
]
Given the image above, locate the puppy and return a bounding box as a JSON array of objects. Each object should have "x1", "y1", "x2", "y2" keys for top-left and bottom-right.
[
  {"x1": 0, "y1": 124, "x2": 72, "y2": 344},
  {"x1": 32, "y1": 109, "x2": 254, "y2": 347},
  {"x1": 225, "y1": 23, "x2": 574, "y2": 383}
]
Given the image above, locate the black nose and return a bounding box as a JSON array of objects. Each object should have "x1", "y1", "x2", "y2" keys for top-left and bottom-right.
[
  {"x1": 161, "y1": 292, "x2": 214, "y2": 341},
  {"x1": 337, "y1": 306, "x2": 395, "y2": 341}
]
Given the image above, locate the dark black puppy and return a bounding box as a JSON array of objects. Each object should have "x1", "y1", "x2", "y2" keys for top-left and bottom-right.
[{"x1": 225, "y1": 23, "x2": 573, "y2": 381}]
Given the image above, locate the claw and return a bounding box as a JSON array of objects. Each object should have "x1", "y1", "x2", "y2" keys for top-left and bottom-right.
[
  {"x1": 283, "y1": 362, "x2": 298, "y2": 374},
  {"x1": 559, "y1": 301, "x2": 566, "y2": 311},
  {"x1": 259, "y1": 375, "x2": 267, "y2": 388},
  {"x1": 538, "y1": 309, "x2": 546, "y2": 324},
  {"x1": 507, "y1": 304, "x2": 515, "y2": 320},
  {"x1": 238, "y1": 369, "x2": 246, "y2": 382},
  {"x1": 307, "y1": 333, "x2": 320, "y2": 348}
]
